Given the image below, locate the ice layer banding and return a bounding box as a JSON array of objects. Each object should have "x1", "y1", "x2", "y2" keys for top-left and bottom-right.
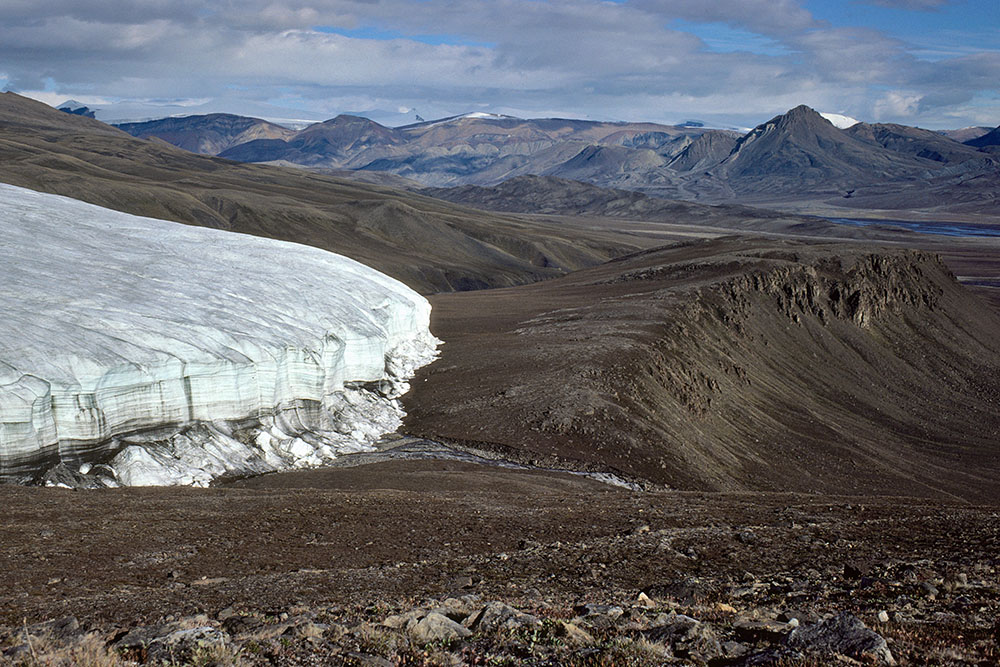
[{"x1": 0, "y1": 183, "x2": 438, "y2": 486}]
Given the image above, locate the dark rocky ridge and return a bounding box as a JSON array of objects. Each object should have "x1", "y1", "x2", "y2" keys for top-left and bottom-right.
[
  {"x1": 846, "y1": 121, "x2": 989, "y2": 165},
  {"x1": 940, "y1": 125, "x2": 992, "y2": 143},
  {"x1": 403, "y1": 236, "x2": 1000, "y2": 500},
  {"x1": 667, "y1": 129, "x2": 740, "y2": 172},
  {"x1": 715, "y1": 106, "x2": 935, "y2": 196},
  {"x1": 219, "y1": 114, "x2": 403, "y2": 165},
  {"x1": 963, "y1": 124, "x2": 1000, "y2": 148},
  {"x1": 115, "y1": 113, "x2": 295, "y2": 155}
]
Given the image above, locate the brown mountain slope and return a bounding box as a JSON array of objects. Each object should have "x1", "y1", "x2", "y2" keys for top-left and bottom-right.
[
  {"x1": 114, "y1": 105, "x2": 999, "y2": 215},
  {"x1": 115, "y1": 113, "x2": 296, "y2": 155},
  {"x1": 965, "y1": 125, "x2": 1000, "y2": 148},
  {"x1": 130, "y1": 111, "x2": 703, "y2": 187},
  {"x1": 941, "y1": 126, "x2": 992, "y2": 142},
  {"x1": 0, "y1": 92, "x2": 637, "y2": 293},
  {"x1": 846, "y1": 122, "x2": 990, "y2": 165},
  {"x1": 403, "y1": 236, "x2": 1000, "y2": 501},
  {"x1": 668, "y1": 130, "x2": 740, "y2": 172},
  {"x1": 711, "y1": 106, "x2": 936, "y2": 197},
  {"x1": 219, "y1": 114, "x2": 405, "y2": 167}
]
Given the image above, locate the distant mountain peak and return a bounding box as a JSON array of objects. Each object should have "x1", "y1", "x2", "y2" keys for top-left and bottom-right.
[
  {"x1": 964, "y1": 125, "x2": 1000, "y2": 148},
  {"x1": 458, "y1": 112, "x2": 518, "y2": 120},
  {"x1": 56, "y1": 99, "x2": 97, "y2": 118},
  {"x1": 728, "y1": 105, "x2": 822, "y2": 154},
  {"x1": 325, "y1": 114, "x2": 387, "y2": 125},
  {"x1": 410, "y1": 111, "x2": 522, "y2": 129},
  {"x1": 778, "y1": 104, "x2": 829, "y2": 126}
]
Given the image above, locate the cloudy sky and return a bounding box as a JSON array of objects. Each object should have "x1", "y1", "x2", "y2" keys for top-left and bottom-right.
[{"x1": 1, "y1": 0, "x2": 998, "y2": 128}]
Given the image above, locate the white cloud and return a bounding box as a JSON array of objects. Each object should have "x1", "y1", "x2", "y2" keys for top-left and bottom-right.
[
  {"x1": 874, "y1": 91, "x2": 924, "y2": 119},
  {"x1": 0, "y1": 0, "x2": 996, "y2": 128}
]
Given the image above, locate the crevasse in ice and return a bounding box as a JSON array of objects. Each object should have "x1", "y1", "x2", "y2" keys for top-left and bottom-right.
[{"x1": 0, "y1": 183, "x2": 438, "y2": 486}]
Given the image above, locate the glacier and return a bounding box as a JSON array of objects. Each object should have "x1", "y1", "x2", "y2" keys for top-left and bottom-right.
[
  {"x1": 0, "y1": 183, "x2": 438, "y2": 486},
  {"x1": 819, "y1": 112, "x2": 860, "y2": 129}
]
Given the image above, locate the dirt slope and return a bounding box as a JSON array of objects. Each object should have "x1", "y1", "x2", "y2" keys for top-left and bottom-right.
[{"x1": 403, "y1": 237, "x2": 1000, "y2": 501}]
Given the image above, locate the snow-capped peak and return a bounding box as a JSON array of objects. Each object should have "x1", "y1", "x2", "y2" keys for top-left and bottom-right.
[
  {"x1": 419, "y1": 111, "x2": 520, "y2": 128},
  {"x1": 460, "y1": 112, "x2": 511, "y2": 120},
  {"x1": 820, "y1": 112, "x2": 860, "y2": 129}
]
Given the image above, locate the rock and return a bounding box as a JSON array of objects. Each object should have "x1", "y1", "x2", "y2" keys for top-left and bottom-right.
[
  {"x1": 216, "y1": 606, "x2": 238, "y2": 621},
  {"x1": 786, "y1": 612, "x2": 895, "y2": 665},
  {"x1": 409, "y1": 612, "x2": 471, "y2": 643},
  {"x1": 920, "y1": 582, "x2": 939, "y2": 599},
  {"x1": 722, "y1": 640, "x2": 749, "y2": 658},
  {"x1": 573, "y1": 603, "x2": 624, "y2": 620},
  {"x1": 1, "y1": 644, "x2": 31, "y2": 660},
  {"x1": 23, "y1": 617, "x2": 80, "y2": 641},
  {"x1": 117, "y1": 621, "x2": 230, "y2": 664},
  {"x1": 433, "y1": 597, "x2": 480, "y2": 621},
  {"x1": 844, "y1": 560, "x2": 871, "y2": 580},
  {"x1": 715, "y1": 602, "x2": 738, "y2": 614},
  {"x1": 645, "y1": 577, "x2": 710, "y2": 605},
  {"x1": 466, "y1": 601, "x2": 540, "y2": 633},
  {"x1": 777, "y1": 609, "x2": 819, "y2": 625},
  {"x1": 558, "y1": 621, "x2": 595, "y2": 646},
  {"x1": 645, "y1": 613, "x2": 722, "y2": 661},
  {"x1": 636, "y1": 592, "x2": 656, "y2": 608},
  {"x1": 877, "y1": 610, "x2": 889, "y2": 624},
  {"x1": 382, "y1": 610, "x2": 423, "y2": 629},
  {"x1": 285, "y1": 622, "x2": 327, "y2": 640},
  {"x1": 1, "y1": 617, "x2": 86, "y2": 661},
  {"x1": 221, "y1": 614, "x2": 263, "y2": 636},
  {"x1": 734, "y1": 618, "x2": 795, "y2": 643}
]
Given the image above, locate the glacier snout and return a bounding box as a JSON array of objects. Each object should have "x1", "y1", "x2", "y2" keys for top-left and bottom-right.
[{"x1": 0, "y1": 183, "x2": 438, "y2": 486}]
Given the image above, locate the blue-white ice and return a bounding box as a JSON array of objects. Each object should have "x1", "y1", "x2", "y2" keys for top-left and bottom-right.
[{"x1": 0, "y1": 183, "x2": 438, "y2": 486}]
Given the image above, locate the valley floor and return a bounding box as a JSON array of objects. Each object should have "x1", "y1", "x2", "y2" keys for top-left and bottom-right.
[{"x1": 1, "y1": 459, "x2": 997, "y2": 664}]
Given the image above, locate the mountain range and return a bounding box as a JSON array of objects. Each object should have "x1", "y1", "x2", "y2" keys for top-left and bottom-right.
[
  {"x1": 115, "y1": 105, "x2": 1000, "y2": 216},
  {"x1": 0, "y1": 93, "x2": 635, "y2": 294},
  {"x1": 8, "y1": 93, "x2": 873, "y2": 299}
]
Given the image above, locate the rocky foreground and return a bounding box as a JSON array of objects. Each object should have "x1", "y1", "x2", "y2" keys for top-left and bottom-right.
[{"x1": 2, "y1": 459, "x2": 998, "y2": 665}]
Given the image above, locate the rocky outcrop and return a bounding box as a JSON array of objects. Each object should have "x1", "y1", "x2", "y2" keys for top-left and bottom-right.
[{"x1": 116, "y1": 113, "x2": 296, "y2": 155}]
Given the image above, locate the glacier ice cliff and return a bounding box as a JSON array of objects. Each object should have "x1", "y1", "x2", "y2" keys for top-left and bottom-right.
[{"x1": 0, "y1": 183, "x2": 438, "y2": 486}]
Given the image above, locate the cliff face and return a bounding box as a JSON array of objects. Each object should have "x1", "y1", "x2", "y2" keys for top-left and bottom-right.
[{"x1": 404, "y1": 238, "x2": 1000, "y2": 501}]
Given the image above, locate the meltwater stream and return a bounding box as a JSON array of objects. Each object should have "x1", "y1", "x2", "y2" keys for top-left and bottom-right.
[{"x1": 827, "y1": 217, "x2": 1000, "y2": 238}]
